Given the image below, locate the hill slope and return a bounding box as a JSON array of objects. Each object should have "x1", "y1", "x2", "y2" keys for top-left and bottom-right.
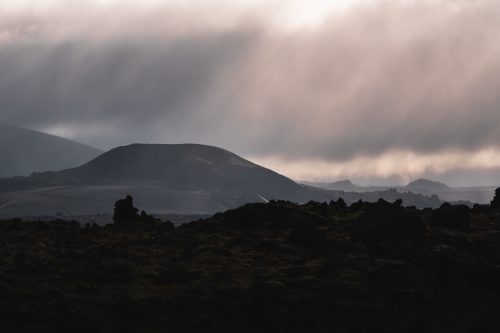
[
  {"x1": 27, "y1": 144, "x2": 309, "y2": 199},
  {"x1": 64, "y1": 144, "x2": 305, "y2": 195},
  {"x1": 0, "y1": 124, "x2": 102, "y2": 178},
  {"x1": 0, "y1": 144, "x2": 318, "y2": 215},
  {"x1": 0, "y1": 144, "x2": 446, "y2": 216}
]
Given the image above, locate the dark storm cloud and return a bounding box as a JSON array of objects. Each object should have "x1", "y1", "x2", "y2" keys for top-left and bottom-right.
[
  {"x1": 0, "y1": 31, "x2": 255, "y2": 132},
  {"x1": 1, "y1": 0, "x2": 500, "y2": 183}
]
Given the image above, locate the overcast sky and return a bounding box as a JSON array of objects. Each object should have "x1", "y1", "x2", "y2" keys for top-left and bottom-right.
[{"x1": 1, "y1": 0, "x2": 500, "y2": 186}]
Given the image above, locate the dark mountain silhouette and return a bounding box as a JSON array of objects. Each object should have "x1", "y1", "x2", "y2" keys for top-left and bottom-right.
[
  {"x1": 0, "y1": 144, "x2": 446, "y2": 216},
  {"x1": 405, "y1": 178, "x2": 450, "y2": 192},
  {"x1": 0, "y1": 144, "x2": 319, "y2": 215},
  {"x1": 0, "y1": 124, "x2": 102, "y2": 178},
  {"x1": 31, "y1": 144, "x2": 309, "y2": 198}
]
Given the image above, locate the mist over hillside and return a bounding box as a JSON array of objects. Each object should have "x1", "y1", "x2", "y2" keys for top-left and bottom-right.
[{"x1": 0, "y1": 124, "x2": 102, "y2": 178}]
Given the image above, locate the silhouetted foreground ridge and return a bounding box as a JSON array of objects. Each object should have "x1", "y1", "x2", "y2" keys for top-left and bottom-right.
[{"x1": 1, "y1": 194, "x2": 500, "y2": 332}]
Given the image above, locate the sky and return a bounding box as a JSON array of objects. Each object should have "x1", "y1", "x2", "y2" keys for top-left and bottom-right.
[{"x1": 1, "y1": 0, "x2": 500, "y2": 186}]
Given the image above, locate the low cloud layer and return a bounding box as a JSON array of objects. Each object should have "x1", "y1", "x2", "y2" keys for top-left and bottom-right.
[{"x1": 1, "y1": 0, "x2": 500, "y2": 185}]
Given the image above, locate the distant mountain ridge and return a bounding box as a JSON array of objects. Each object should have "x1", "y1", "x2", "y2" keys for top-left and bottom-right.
[
  {"x1": 302, "y1": 178, "x2": 451, "y2": 193},
  {"x1": 301, "y1": 178, "x2": 491, "y2": 204},
  {"x1": 325, "y1": 180, "x2": 360, "y2": 191},
  {"x1": 300, "y1": 180, "x2": 386, "y2": 192},
  {"x1": 300, "y1": 180, "x2": 358, "y2": 191},
  {"x1": 405, "y1": 179, "x2": 450, "y2": 192},
  {"x1": 0, "y1": 144, "x2": 447, "y2": 217},
  {"x1": 0, "y1": 124, "x2": 102, "y2": 178}
]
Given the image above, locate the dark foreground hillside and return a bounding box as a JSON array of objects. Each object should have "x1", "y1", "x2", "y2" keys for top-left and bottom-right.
[{"x1": 1, "y1": 199, "x2": 500, "y2": 332}]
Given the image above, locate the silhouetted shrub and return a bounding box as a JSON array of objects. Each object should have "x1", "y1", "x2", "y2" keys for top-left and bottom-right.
[
  {"x1": 350, "y1": 200, "x2": 367, "y2": 212},
  {"x1": 113, "y1": 195, "x2": 140, "y2": 224},
  {"x1": 140, "y1": 210, "x2": 156, "y2": 224},
  {"x1": 430, "y1": 203, "x2": 471, "y2": 230},
  {"x1": 490, "y1": 188, "x2": 500, "y2": 209},
  {"x1": 351, "y1": 199, "x2": 425, "y2": 242},
  {"x1": 329, "y1": 198, "x2": 347, "y2": 210}
]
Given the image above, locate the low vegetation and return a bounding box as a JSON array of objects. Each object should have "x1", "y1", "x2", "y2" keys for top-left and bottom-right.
[{"x1": 1, "y1": 192, "x2": 500, "y2": 332}]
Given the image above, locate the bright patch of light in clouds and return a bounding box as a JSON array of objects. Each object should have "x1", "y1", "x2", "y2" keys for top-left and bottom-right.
[
  {"x1": 264, "y1": 0, "x2": 364, "y2": 27},
  {"x1": 254, "y1": 148, "x2": 500, "y2": 186},
  {"x1": 0, "y1": 0, "x2": 362, "y2": 28}
]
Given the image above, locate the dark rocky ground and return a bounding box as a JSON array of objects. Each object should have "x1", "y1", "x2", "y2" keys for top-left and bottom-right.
[{"x1": 0, "y1": 199, "x2": 500, "y2": 332}]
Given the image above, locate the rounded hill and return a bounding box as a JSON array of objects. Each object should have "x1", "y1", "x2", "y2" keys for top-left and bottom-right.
[{"x1": 60, "y1": 143, "x2": 306, "y2": 197}]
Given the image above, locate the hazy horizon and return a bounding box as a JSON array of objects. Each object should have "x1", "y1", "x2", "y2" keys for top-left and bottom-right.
[{"x1": 2, "y1": 0, "x2": 500, "y2": 187}]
